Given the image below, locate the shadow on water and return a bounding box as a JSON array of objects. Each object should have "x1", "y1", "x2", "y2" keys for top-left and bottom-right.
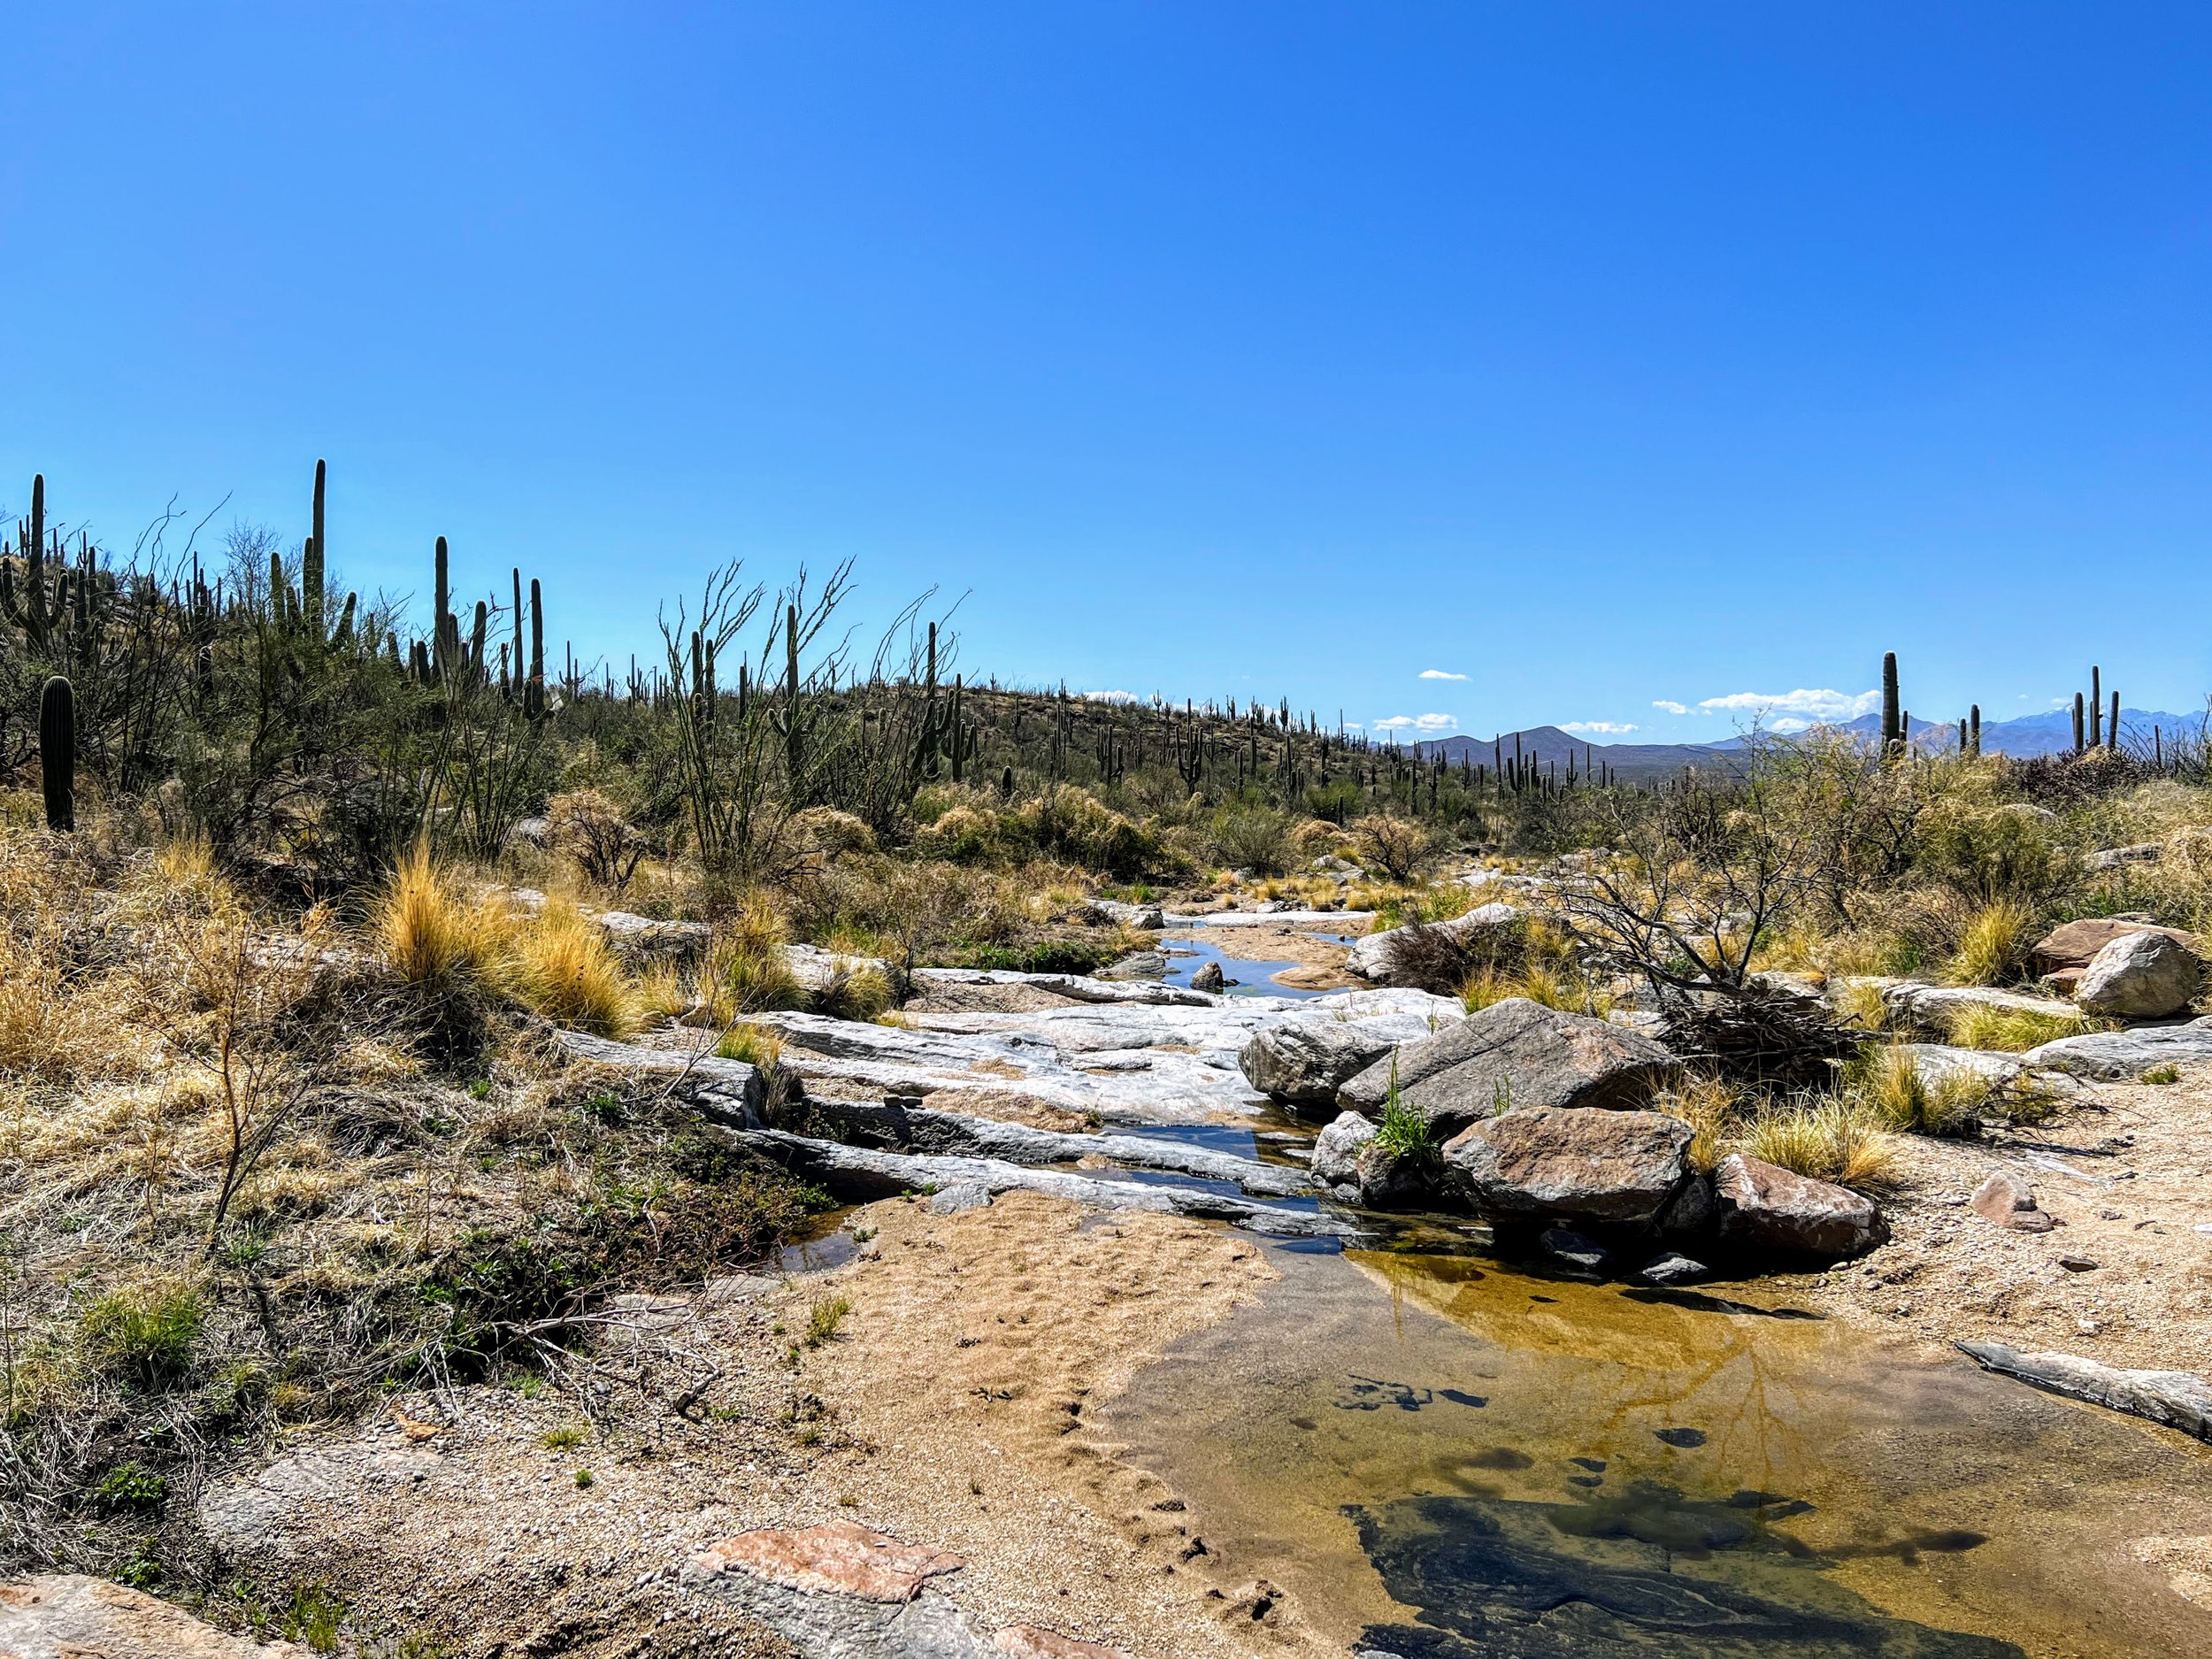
[
  {"x1": 1351, "y1": 1484, "x2": 2020, "y2": 1657},
  {"x1": 1102, "y1": 1246, "x2": 2212, "y2": 1659}
]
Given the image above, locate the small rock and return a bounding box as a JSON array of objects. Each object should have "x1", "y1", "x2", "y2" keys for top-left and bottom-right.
[
  {"x1": 1310, "y1": 1111, "x2": 1378, "y2": 1188},
  {"x1": 1640, "y1": 1252, "x2": 1709, "y2": 1286},
  {"x1": 1190, "y1": 962, "x2": 1225, "y2": 994},
  {"x1": 688, "y1": 1520, "x2": 966, "y2": 1602},
  {"x1": 928, "y1": 1182, "x2": 995, "y2": 1216},
  {"x1": 1540, "y1": 1226, "x2": 1610, "y2": 1271},
  {"x1": 2058, "y1": 1254, "x2": 2099, "y2": 1271},
  {"x1": 1096, "y1": 950, "x2": 1169, "y2": 981},
  {"x1": 1970, "y1": 1171, "x2": 2055, "y2": 1233}
]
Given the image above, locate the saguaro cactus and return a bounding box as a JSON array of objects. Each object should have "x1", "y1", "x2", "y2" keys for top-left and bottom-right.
[
  {"x1": 39, "y1": 674, "x2": 74, "y2": 831},
  {"x1": 2, "y1": 474, "x2": 65, "y2": 649},
  {"x1": 1879, "y1": 653, "x2": 1901, "y2": 753},
  {"x1": 526, "y1": 578, "x2": 546, "y2": 719},
  {"x1": 1969, "y1": 704, "x2": 1981, "y2": 757},
  {"x1": 304, "y1": 458, "x2": 326, "y2": 635},
  {"x1": 2072, "y1": 693, "x2": 2085, "y2": 755},
  {"x1": 2089, "y1": 666, "x2": 2102, "y2": 749},
  {"x1": 2108, "y1": 689, "x2": 2120, "y2": 753}
]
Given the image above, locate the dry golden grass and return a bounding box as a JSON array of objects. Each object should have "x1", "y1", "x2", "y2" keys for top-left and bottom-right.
[
  {"x1": 1939, "y1": 1001, "x2": 2094, "y2": 1053},
  {"x1": 1736, "y1": 1100, "x2": 1901, "y2": 1189},
  {"x1": 703, "y1": 899, "x2": 804, "y2": 1019},
  {"x1": 378, "y1": 843, "x2": 508, "y2": 987},
  {"x1": 1655, "y1": 1074, "x2": 1743, "y2": 1172},
  {"x1": 637, "y1": 959, "x2": 694, "y2": 1022},
  {"x1": 1852, "y1": 1041, "x2": 1985, "y2": 1135},
  {"x1": 1832, "y1": 978, "x2": 1892, "y2": 1032},
  {"x1": 503, "y1": 896, "x2": 641, "y2": 1037},
  {"x1": 715, "y1": 1022, "x2": 785, "y2": 1068},
  {"x1": 1458, "y1": 959, "x2": 1613, "y2": 1018},
  {"x1": 1944, "y1": 898, "x2": 2039, "y2": 987}
]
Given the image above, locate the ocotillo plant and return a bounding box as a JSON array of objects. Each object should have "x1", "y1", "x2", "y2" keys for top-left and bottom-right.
[
  {"x1": 39, "y1": 674, "x2": 74, "y2": 831},
  {"x1": 1880, "y1": 652, "x2": 1901, "y2": 753}
]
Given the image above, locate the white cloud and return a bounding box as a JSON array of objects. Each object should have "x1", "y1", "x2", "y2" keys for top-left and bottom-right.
[
  {"x1": 1770, "y1": 717, "x2": 1811, "y2": 733},
  {"x1": 1079, "y1": 688, "x2": 1139, "y2": 704},
  {"x1": 1697, "y1": 687, "x2": 1879, "y2": 721},
  {"x1": 1417, "y1": 668, "x2": 1468, "y2": 681},
  {"x1": 1651, "y1": 700, "x2": 1690, "y2": 716},
  {"x1": 1561, "y1": 721, "x2": 1638, "y2": 735},
  {"x1": 1373, "y1": 713, "x2": 1457, "y2": 733}
]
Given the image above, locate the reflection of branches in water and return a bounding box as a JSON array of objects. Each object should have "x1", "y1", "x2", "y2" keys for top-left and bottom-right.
[{"x1": 1359, "y1": 1252, "x2": 1846, "y2": 1500}]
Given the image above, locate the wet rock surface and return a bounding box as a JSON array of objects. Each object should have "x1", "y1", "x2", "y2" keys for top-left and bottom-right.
[
  {"x1": 1957, "y1": 1341, "x2": 2212, "y2": 1442},
  {"x1": 1348, "y1": 1488, "x2": 2023, "y2": 1658}
]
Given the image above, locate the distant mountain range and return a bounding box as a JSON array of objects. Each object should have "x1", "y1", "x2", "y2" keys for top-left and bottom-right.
[{"x1": 1413, "y1": 708, "x2": 2208, "y2": 782}]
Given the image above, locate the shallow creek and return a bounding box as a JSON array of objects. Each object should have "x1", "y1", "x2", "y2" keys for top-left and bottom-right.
[{"x1": 1103, "y1": 1235, "x2": 2212, "y2": 1658}]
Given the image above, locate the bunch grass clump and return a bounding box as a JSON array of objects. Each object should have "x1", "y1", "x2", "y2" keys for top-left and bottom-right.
[
  {"x1": 503, "y1": 896, "x2": 641, "y2": 1037},
  {"x1": 1944, "y1": 899, "x2": 2040, "y2": 987},
  {"x1": 1939, "y1": 1002, "x2": 2095, "y2": 1054},
  {"x1": 1736, "y1": 1100, "x2": 1901, "y2": 1189}
]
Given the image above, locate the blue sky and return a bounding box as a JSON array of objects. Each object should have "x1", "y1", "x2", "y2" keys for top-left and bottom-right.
[{"x1": 5, "y1": 4, "x2": 2209, "y2": 742}]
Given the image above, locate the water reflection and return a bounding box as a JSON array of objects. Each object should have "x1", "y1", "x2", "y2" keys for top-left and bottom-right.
[{"x1": 1103, "y1": 1247, "x2": 2212, "y2": 1658}]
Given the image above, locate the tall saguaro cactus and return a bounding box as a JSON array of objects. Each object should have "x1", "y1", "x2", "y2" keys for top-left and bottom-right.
[
  {"x1": 1879, "y1": 652, "x2": 1901, "y2": 753},
  {"x1": 39, "y1": 674, "x2": 74, "y2": 831},
  {"x1": 304, "y1": 458, "x2": 326, "y2": 635},
  {"x1": 2, "y1": 474, "x2": 65, "y2": 649},
  {"x1": 2089, "y1": 665, "x2": 2102, "y2": 749}
]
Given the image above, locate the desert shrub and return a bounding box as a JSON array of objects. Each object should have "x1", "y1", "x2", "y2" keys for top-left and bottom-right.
[
  {"x1": 1944, "y1": 899, "x2": 2040, "y2": 987},
  {"x1": 1939, "y1": 1002, "x2": 2093, "y2": 1053},
  {"x1": 792, "y1": 806, "x2": 878, "y2": 858},
  {"x1": 1371, "y1": 1062, "x2": 1440, "y2": 1171},
  {"x1": 1736, "y1": 1101, "x2": 1899, "y2": 1188},
  {"x1": 545, "y1": 789, "x2": 647, "y2": 896},
  {"x1": 1915, "y1": 797, "x2": 2077, "y2": 908},
  {"x1": 1208, "y1": 804, "x2": 1294, "y2": 873},
  {"x1": 1289, "y1": 818, "x2": 1354, "y2": 862},
  {"x1": 81, "y1": 1282, "x2": 204, "y2": 1388},
  {"x1": 504, "y1": 898, "x2": 641, "y2": 1037},
  {"x1": 1017, "y1": 787, "x2": 1160, "y2": 876},
  {"x1": 913, "y1": 805, "x2": 1001, "y2": 864},
  {"x1": 1349, "y1": 814, "x2": 1432, "y2": 882}
]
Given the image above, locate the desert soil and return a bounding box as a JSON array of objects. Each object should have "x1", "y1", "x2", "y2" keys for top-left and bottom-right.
[{"x1": 196, "y1": 1192, "x2": 1302, "y2": 1658}]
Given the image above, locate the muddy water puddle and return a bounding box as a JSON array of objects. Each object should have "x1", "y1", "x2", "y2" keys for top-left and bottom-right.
[{"x1": 1104, "y1": 1247, "x2": 2212, "y2": 1657}]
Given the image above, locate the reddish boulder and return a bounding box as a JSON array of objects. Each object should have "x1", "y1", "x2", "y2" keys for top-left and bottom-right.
[
  {"x1": 2032, "y1": 918, "x2": 2200, "y2": 977},
  {"x1": 1970, "y1": 1170, "x2": 2055, "y2": 1233},
  {"x1": 1442, "y1": 1107, "x2": 1694, "y2": 1224},
  {"x1": 1713, "y1": 1154, "x2": 1887, "y2": 1259}
]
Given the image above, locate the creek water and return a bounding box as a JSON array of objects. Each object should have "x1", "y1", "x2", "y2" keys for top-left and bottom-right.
[
  {"x1": 1104, "y1": 1242, "x2": 2212, "y2": 1658},
  {"x1": 1161, "y1": 933, "x2": 1359, "y2": 999}
]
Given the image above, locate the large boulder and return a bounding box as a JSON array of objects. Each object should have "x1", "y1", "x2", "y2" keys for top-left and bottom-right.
[
  {"x1": 1240, "y1": 1019, "x2": 1409, "y2": 1105},
  {"x1": 2032, "y1": 917, "x2": 2201, "y2": 977},
  {"x1": 2076, "y1": 929, "x2": 2205, "y2": 1019},
  {"x1": 2022, "y1": 1016, "x2": 2212, "y2": 1079},
  {"x1": 1712, "y1": 1154, "x2": 1887, "y2": 1259},
  {"x1": 1353, "y1": 1138, "x2": 1436, "y2": 1209},
  {"x1": 1339, "y1": 997, "x2": 1678, "y2": 1135},
  {"x1": 1345, "y1": 902, "x2": 1521, "y2": 983},
  {"x1": 1441, "y1": 1107, "x2": 1693, "y2": 1224}
]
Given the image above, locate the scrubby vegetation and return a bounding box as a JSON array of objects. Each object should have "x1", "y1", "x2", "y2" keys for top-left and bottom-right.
[{"x1": 5, "y1": 462, "x2": 2212, "y2": 1600}]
